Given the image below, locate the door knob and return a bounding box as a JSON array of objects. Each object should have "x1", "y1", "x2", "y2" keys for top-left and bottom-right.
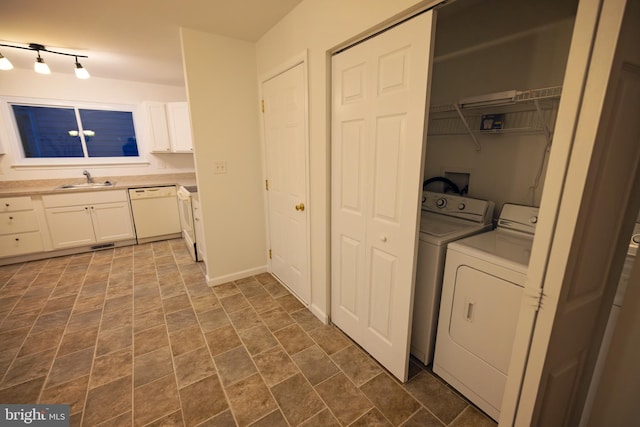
[{"x1": 295, "y1": 203, "x2": 305, "y2": 212}]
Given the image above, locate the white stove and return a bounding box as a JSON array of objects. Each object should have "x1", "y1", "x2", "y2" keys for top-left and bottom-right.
[
  {"x1": 177, "y1": 185, "x2": 198, "y2": 261},
  {"x1": 410, "y1": 191, "x2": 494, "y2": 365}
]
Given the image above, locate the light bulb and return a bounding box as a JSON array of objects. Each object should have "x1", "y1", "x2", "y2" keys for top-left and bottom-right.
[
  {"x1": 34, "y1": 56, "x2": 51, "y2": 74},
  {"x1": 0, "y1": 53, "x2": 13, "y2": 71},
  {"x1": 75, "y1": 60, "x2": 90, "y2": 79}
]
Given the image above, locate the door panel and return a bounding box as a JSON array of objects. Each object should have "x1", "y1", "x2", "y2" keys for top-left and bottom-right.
[
  {"x1": 331, "y1": 10, "x2": 436, "y2": 382},
  {"x1": 263, "y1": 62, "x2": 309, "y2": 303},
  {"x1": 506, "y1": 0, "x2": 640, "y2": 425}
]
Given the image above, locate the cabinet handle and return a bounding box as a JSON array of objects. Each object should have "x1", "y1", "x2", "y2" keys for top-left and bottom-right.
[
  {"x1": 15, "y1": 238, "x2": 19, "y2": 241},
  {"x1": 5, "y1": 203, "x2": 9, "y2": 207},
  {"x1": 9, "y1": 216, "x2": 13, "y2": 220},
  {"x1": 85, "y1": 207, "x2": 89, "y2": 210}
]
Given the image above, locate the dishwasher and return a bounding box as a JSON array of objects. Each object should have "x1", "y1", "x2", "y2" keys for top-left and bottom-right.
[{"x1": 128, "y1": 186, "x2": 181, "y2": 243}]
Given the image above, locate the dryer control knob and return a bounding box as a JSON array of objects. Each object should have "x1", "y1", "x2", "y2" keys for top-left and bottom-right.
[
  {"x1": 436, "y1": 198, "x2": 447, "y2": 208},
  {"x1": 530, "y1": 215, "x2": 538, "y2": 224},
  {"x1": 458, "y1": 203, "x2": 466, "y2": 210}
]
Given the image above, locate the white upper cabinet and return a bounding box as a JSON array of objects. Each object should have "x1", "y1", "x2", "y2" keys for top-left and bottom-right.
[
  {"x1": 166, "y1": 102, "x2": 194, "y2": 153},
  {"x1": 145, "y1": 101, "x2": 193, "y2": 153}
]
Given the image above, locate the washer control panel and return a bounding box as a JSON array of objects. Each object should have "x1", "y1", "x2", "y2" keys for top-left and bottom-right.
[{"x1": 421, "y1": 191, "x2": 494, "y2": 224}]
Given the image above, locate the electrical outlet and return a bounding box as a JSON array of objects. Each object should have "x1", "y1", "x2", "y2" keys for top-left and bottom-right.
[{"x1": 214, "y1": 161, "x2": 227, "y2": 174}]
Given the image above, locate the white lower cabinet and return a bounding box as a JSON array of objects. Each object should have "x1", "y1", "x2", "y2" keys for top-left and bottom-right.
[
  {"x1": 0, "y1": 196, "x2": 44, "y2": 257},
  {"x1": 43, "y1": 190, "x2": 135, "y2": 249}
]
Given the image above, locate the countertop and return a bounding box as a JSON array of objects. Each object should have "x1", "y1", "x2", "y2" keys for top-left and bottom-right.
[{"x1": 0, "y1": 173, "x2": 197, "y2": 197}]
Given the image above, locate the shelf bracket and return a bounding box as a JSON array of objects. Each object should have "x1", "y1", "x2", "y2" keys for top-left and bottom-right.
[
  {"x1": 453, "y1": 103, "x2": 481, "y2": 152},
  {"x1": 533, "y1": 99, "x2": 553, "y2": 146}
]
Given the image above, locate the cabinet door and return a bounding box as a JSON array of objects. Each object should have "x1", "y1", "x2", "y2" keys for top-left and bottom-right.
[
  {"x1": 146, "y1": 101, "x2": 171, "y2": 152},
  {"x1": 91, "y1": 202, "x2": 135, "y2": 243},
  {"x1": 46, "y1": 206, "x2": 96, "y2": 249},
  {"x1": 166, "y1": 102, "x2": 193, "y2": 152}
]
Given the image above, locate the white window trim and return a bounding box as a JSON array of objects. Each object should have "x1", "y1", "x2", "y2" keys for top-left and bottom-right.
[{"x1": 1, "y1": 96, "x2": 151, "y2": 168}]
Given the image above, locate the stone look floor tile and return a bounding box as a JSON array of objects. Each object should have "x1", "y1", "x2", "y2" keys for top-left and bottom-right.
[
  {"x1": 361, "y1": 373, "x2": 421, "y2": 426},
  {"x1": 134, "y1": 324, "x2": 169, "y2": 356},
  {"x1": 205, "y1": 325, "x2": 241, "y2": 357},
  {"x1": 214, "y1": 346, "x2": 257, "y2": 386},
  {"x1": 174, "y1": 346, "x2": 216, "y2": 389},
  {"x1": 252, "y1": 346, "x2": 300, "y2": 386},
  {"x1": 308, "y1": 325, "x2": 351, "y2": 355},
  {"x1": 46, "y1": 347, "x2": 95, "y2": 388},
  {"x1": 133, "y1": 374, "x2": 180, "y2": 426},
  {"x1": 270, "y1": 373, "x2": 325, "y2": 426},
  {"x1": 292, "y1": 345, "x2": 339, "y2": 386},
  {"x1": 238, "y1": 324, "x2": 278, "y2": 355},
  {"x1": 403, "y1": 408, "x2": 447, "y2": 427},
  {"x1": 0, "y1": 244, "x2": 497, "y2": 427},
  {"x1": 449, "y1": 406, "x2": 497, "y2": 427},
  {"x1": 405, "y1": 371, "x2": 468, "y2": 425},
  {"x1": 96, "y1": 325, "x2": 132, "y2": 356},
  {"x1": 224, "y1": 373, "x2": 278, "y2": 426},
  {"x1": 331, "y1": 345, "x2": 383, "y2": 386},
  {"x1": 90, "y1": 348, "x2": 132, "y2": 389},
  {"x1": 84, "y1": 375, "x2": 132, "y2": 425},
  {"x1": 179, "y1": 375, "x2": 229, "y2": 426},
  {"x1": 40, "y1": 375, "x2": 89, "y2": 414},
  {"x1": 227, "y1": 307, "x2": 263, "y2": 331},
  {"x1": 134, "y1": 346, "x2": 173, "y2": 387},
  {"x1": 274, "y1": 323, "x2": 315, "y2": 355},
  {"x1": 0, "y1": 376, "x2": 47, "y2": 404},
  {"x1": 168, "y1": 324, "x2": 206, "y2": 357},
  {"x1": 314, "y1": 373, "x2": 373, "y2": 425}
]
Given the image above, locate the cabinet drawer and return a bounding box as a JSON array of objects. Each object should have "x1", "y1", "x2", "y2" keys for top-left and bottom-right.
[
  {"x1": 0, "y1": 232, "x2": 44, "y2": 257},
  {"x1": 0, "y1": 196, "x2": 34, "y2": 212},
  {"x1": 42, "y1": 190, "x2": 128, "y2": 208},
  {"x1": 0, "y1": 211, "x2": 39, "y2": 235}
]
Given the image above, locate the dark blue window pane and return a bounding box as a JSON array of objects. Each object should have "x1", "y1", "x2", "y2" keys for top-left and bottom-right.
[
  {"x1": 79, "y1": 109, "x2": 139, "y2": 157},
  {"x1": 12, "y1": 105, "x2": 84, "y2": 158}
]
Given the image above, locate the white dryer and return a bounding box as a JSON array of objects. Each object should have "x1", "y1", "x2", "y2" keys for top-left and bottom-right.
[
  {"x1": 433, "y1": 203, "x2": 539, "y2": 421},
  {"x1": 410, "y1": 191, "x2": 494, "y2": 365}
]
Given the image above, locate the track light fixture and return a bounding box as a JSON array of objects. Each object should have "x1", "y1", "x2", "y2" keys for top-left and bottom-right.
[{"x1": 0, "y1": 42, "x2": 90, "y2": 79}]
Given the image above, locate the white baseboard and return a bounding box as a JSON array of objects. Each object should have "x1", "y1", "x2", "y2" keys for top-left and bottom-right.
[
  {"x1": 207, "y1": 265, "x2": 269, "y2": 286},
  {"x1": 309, "y1": 303, "x2": 328, "y2": 325}
]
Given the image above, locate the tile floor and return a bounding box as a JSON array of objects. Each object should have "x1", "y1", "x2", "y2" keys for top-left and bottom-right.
[{"x1": 0, "y1": 239, "x2": 497, "y2": 426}]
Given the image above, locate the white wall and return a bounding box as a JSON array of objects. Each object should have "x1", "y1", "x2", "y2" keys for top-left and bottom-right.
[
  {"x1": 181, "y1": 28, "x2": 267, "y2": 284},
  {"x1": 0, "y1": 69, "x2": 194, "y2": 181},
  {"x1": 254, "y1": 0, "x2": 578, "y2": 318},
  {"x1": 424, "y1": 17, "x2": 575, "y2": 211},
  {"x1": 255, "y1": 0, "x2": 434, "y2": 320}
]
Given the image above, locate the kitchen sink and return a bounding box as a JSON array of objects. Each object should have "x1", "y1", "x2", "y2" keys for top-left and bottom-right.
[{"x1": 55, "y1": 181, "x2": 116, "y2": 190}]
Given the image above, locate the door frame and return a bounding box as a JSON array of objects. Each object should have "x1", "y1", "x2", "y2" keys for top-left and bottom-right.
[{"x1": 258, "y1": 50, "x2": 312, "y2": 306}]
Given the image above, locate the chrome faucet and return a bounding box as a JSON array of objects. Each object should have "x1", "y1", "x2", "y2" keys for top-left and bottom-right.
[{"x1": 82, "y1": 169, "x2": 93, "y2": 183}]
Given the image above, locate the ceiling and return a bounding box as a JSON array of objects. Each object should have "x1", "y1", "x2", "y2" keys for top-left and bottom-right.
[{"x1": 0, "y1": 0, "x2": 304, "y2": 87}]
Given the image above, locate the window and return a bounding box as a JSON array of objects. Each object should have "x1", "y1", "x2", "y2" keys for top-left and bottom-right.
[{"x1": 10, "y1": 103, "x2": 139, "y2": 160}]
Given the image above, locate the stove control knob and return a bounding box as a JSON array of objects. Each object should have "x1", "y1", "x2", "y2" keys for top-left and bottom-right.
[
  {"x1": 458, "y1": 203, "x2": 466, "y2": 210},
  {"x1": 436, "y1": 198, "x2": 447, "y2": 208},
  {"x1": 530, "y1": 215, "x2": 538, "y2": 224}
]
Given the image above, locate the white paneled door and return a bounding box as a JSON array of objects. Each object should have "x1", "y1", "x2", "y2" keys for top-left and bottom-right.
[
  {"x1": 331, "y1": 11, "x2": 436, "y2": 382},
  {"x1": 263, "y1": 62, "x2": 310, "y2": 304}
]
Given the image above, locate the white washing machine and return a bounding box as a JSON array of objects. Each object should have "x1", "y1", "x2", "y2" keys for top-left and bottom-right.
[
  {"x1": 410, "y1": 191, "x2": 494, "y2": 365},
  {"x1": 433, "y1": 203, "x2": 539, "y2": 421}
]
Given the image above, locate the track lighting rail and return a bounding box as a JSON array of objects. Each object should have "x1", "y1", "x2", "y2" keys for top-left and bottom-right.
[{"x1": 0, "y1": 42, "x2": 90, "y2": 79}]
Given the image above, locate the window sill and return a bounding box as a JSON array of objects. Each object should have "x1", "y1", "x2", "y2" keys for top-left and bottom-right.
[{"x1": 11, "y1": 159, "x2": 151, "y2": 171}]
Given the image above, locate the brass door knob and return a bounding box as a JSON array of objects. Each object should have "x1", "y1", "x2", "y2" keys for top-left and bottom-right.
[{"x1": 295, "y1": 203, "x2": 305, "y2": 211}]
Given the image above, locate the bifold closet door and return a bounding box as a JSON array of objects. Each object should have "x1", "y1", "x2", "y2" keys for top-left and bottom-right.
[{"x1": 331, "y1": 10, "x2": 436, "y2": 382}]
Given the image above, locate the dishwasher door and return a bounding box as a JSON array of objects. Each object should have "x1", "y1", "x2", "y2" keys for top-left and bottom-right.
[{"x1": 128, "y1": 186, "x2": 181, "y2": 242}]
